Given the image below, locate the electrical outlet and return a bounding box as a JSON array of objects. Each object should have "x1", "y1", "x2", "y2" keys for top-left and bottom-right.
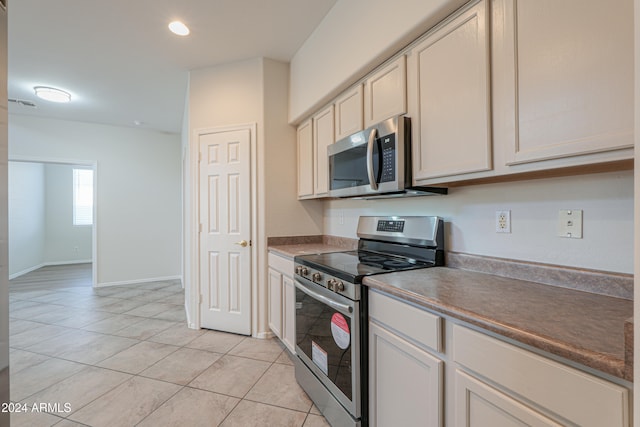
[
  {"x1": 558, "y1": 209, "x2": 583, "y2": 238},
  {"x1": 495, "y1": 210, "x2": 511, "y2": 233}
]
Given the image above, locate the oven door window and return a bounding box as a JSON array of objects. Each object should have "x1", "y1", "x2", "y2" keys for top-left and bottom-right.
[{"x1": 295, "y1": 286, "x2": 356, "y2": 401}]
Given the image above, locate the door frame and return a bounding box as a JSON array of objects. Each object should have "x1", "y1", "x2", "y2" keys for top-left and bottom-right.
[
  {"x1": 7, "y1": 155, "x2": 99, "y2": 287},
  {"x1": 189, "y1": 123, "x2": 258, "y2": 334}
]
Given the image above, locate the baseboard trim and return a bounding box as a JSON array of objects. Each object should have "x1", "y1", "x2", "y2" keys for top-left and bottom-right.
[
  {"x1": 255, "y1": 331, "x2": 275, "y2": 339},
  {"x1": 9, "y1": 263, "x2": 46, "y2": 280},
  {"x1": 95, "y1": 275, "x2": 182, "y2": 288},
  {"x1": 45, "y1": 260, "x2": 92, "y2": 266},
  {"x1": 9, "y1": 260, "x2": 93, "y2": 280}
]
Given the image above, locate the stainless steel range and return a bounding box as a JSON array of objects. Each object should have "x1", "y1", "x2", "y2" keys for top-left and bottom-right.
[{"x1": 293, "y1": 216, "x2": 445, "y2": 427}]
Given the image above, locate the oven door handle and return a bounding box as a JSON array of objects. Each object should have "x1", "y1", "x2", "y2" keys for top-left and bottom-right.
[
  {"x1": 366, "y1": 128, "x2": 379, "y2": 191},
  {"x1": 294, "y1": 279, "x2": 353, "y2": 316}
]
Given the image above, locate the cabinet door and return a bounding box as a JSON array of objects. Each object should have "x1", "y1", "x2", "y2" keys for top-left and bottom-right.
[
  {"x1": 453, "y1": 324, "x2": 630, "y2": 427},
  {"x1": 496, "y1": 0, "x2": 634, "y2": 165},
  {"x1": 454, "y1": 370, "x2": 561, "y2": 427},
  {"x1": 335, "y1": 84, "x2": 364, "y2": 140},
  {"x1": 296, "y1": 119, "x2": 314, "y2": 199},
  {"x1": 364, "y1": 56, "x2": 407, "y2": 127},
  {"x1": 282, "y1": 275, "x2": 296, "y2": 353},
  {"x1": 369, "y1": 322, "x2": 442, "y2": 427},
  {"x1": 313, "y1": 105, "x2": 334, "y2": 196},
  {"x1": 267, "y1": 268, "x2": 282, "y2": 339},
  {"x1": 409, "y1": 0, "x2": 491, "y2": 182}
]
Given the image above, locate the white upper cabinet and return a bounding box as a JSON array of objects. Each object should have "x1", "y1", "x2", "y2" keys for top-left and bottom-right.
[
  {"x1": 296, "y1": 106, "x2": 335, "y2": 199},
  {"x1": 364, "y1": 56, "x2": 407, "y2": 127},
  {"x1": 494, "y1": 0, "x2": 634, "y2": 166},
  {"x1": 296, "y1": 119, "x2": 314, "y2": 199},
  {"x1": 408, "y1": 0, "x2": 491, "y2": 182},
  {"x1": 313, "y1": 105, "x2": 334, "y2": 197},
  {"x1": 334, "y1": 84, "x2": 364, "y2": 140}
]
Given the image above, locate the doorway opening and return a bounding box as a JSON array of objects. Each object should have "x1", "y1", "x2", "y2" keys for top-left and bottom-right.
[{"x1": 8, "y1": 159, "x2": 97, "y2": 289}]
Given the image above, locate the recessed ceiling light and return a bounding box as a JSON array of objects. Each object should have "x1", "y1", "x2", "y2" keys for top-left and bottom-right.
[
  {"x1": 168, "y1": 21, "x2": 190, "y2": 36},
  {"x1": 34, "y1": 86, "x2": 71, "y2": 103}
]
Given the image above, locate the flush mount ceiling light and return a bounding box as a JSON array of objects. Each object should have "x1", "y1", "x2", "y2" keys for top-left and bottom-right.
[
  {"x1": 168, "y1": 21, "x2": 190, "y2": 36},
  {"x1": 34, "y1": 86, "x2": 71, "y2": 103}
]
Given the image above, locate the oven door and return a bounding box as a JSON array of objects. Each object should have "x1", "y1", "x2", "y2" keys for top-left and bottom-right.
[{"x1": 294, "y1": 277, "x2": 360, "y2": 417}]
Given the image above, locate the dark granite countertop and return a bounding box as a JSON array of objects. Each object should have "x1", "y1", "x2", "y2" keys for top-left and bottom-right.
[{"x1": 363, "y1": 267, "x2": 633, "y2": 381}]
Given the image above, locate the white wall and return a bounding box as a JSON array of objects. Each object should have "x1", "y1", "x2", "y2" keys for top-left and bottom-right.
[
  {"x1": 289, "y1": 0, "x2": 467, "y2": 123},
  {"x1": 8, "y1": 162, "x2": 94, "y2": 277},
  {"x1": 9, "y1": 115, "x2": 182, "y2": 286},
  {"x1": 8, "y1": 161, "x2": 45, "y2": 276},
  {"x1": 325, "y1": 170, "x2": 634, "y2": 274},
  {"x1": 44, "y1": 164, "x2": 92, "y2": 264}
]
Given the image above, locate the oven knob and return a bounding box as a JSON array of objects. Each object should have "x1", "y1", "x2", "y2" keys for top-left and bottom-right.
[
  {"x1": 336, "y1": 281, "x2": 345, "y2": 292},
  {"x1": 300, "y1": 267, "x2": 309, "y2": 276},
  {"x1": 295, "y1": 266, "x2": 301, "y2": 275},
  {"x1": 312, "y1": 272, "x2": 322, "y2": 282},
  {"x1": 327, "y1": 279, "x2": 336, "y2": 291}
]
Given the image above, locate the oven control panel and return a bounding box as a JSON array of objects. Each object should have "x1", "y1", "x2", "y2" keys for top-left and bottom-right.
[
  {"x1": 376, "y1": 219, "x2": 405, "y2": 233},
  {"x1": 294, "y1": 264, "x2": 359, "y2": 301}
]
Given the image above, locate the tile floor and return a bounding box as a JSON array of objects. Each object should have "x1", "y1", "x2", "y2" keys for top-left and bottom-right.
[{"x1": 9, "y1": 279, "x2": 329, "y2": 426}]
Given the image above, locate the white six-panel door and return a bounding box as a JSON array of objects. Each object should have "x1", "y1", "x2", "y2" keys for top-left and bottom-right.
[{"x1": 198, "y1": 129, "x2": 251, "y2": 335}]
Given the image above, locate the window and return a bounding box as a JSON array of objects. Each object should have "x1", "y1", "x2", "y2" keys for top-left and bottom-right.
[{"x1": 73, "y1": 168, "x2": 93, "y2": 226}]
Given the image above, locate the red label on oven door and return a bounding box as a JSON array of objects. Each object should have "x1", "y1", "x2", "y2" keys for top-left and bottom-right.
[{"x1": 331, "y1": 313, "x2": 351, "y2": 350}]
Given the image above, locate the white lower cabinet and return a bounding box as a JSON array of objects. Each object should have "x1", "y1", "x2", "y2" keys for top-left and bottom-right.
[
  {"x1": 369, "y1": 322, "x2": 443, "y2": 427},
  {"x1": 369, "y1": 290, "x2": 443, "y2": 427},
  {"x1": 267, "y1": 252, "x2": 295, "y2": 353},
  {"x1": 282, "y1": 275, "x2": 296, "y2": 352},
  {"x1": 452, "y1": 324, "x2": 630, "y2": 427},
  {"x1": 267, "y1": 268, "x2": 283, "y2": 339},
  {"x1": 368, "y1": 290, "x2": 631, "y2": 427},
  {"x1": 454, "y1": 369, "x2": 561, "y2": 427}
]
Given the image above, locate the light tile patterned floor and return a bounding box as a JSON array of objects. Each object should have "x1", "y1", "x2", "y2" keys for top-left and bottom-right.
[{"x1": 9, "y1": 276, "x2": 329, "y2": 426}]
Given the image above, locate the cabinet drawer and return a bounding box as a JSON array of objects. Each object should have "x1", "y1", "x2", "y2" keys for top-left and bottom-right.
[
  {"x1": 369, "y1": 290, "x2": 441, "y2": 353},
  {"x1": 268, "y1": 252, "x2": 294, "y2": 275},
  {"x1": 452, "y1": 324, "x2": 629, "y2": 427}
]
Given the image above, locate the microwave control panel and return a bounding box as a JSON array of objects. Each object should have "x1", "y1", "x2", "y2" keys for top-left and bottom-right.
[{"x1": 380, "y1": 134, "x2": 396, "y2": 183}]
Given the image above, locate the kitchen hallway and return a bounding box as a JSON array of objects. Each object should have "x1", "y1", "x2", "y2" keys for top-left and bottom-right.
[{"x1": 8, "y1": 266, "x2": 327, "y2": 426}]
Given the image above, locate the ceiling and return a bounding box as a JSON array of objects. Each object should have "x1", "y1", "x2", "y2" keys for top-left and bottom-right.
[{"x1": 7, "y1": 0, "x2": 337, "y2": 134}]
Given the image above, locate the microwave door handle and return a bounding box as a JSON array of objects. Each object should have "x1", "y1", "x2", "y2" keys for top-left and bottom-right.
[
  {"x1": 366, "y1": 128, "x2": 379, "y2": 190},
  {"x1": 294, "y1": 279, "x2": 353, "y2": 316}
]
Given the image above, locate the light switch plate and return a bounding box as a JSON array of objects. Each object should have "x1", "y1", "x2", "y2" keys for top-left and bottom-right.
[{"x1": 558, "y1": 210, "x2": 583, "y2": 238}]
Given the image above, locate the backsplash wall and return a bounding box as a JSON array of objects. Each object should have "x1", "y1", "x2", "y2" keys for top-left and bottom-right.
[{"x1": 324, "y1": 170, "x2": 633, "y2": 274}]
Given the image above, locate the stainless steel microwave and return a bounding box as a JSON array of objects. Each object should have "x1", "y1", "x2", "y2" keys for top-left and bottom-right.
[{"x1": 327, "y1": 115, "x2": 447, "y2": 199}]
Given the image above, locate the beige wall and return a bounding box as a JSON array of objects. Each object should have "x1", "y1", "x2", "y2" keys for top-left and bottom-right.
[
  {"x1": 325, "y1": 170, "x2": 633, "y2": 274},
  {"x1": 186, "y1": 58, "x2": 322, "y2": 336},
  {"x1": 289, "y1": 0, "x2": 467, "y2": 123}
]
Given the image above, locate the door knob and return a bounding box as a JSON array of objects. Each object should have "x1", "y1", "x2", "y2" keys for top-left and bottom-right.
[{"x1": 235, "y1": 240, "x2": 248, "y2": 247}]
